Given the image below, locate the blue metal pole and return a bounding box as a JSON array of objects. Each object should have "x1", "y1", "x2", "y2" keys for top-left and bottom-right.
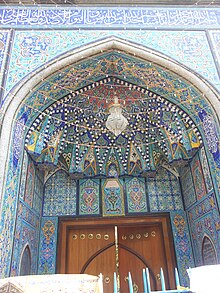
[
  {"x1": 160, "y1": 268, "x2": 166, "y2": 291},
  {"x1": 145, "y1": 267, "x2": 151, "y2": 293},
  {"x1": 114, "y1": 272, "x2": 117, "y2": 293},
  {"x1": 128, "y1": 272, "x2": 134, "y2": 293},
  {"x1": 143, "y1": 268, "x2": 148, "y2": 293},
  {"x1": 175, "y1": 268, "x2": 181, "y2": 292}
]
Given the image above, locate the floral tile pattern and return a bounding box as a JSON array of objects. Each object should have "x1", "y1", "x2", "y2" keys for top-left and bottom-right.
[{"x1": 38, "y1": 217, "x2": 58, "y2": 275}]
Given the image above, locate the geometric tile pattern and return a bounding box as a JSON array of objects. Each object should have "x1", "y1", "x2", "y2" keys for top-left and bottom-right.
[
  {"x1": 36, "y1": 170, "x2": 187, "y2": 217},
  {"x1": 19, "y1": 151, "x2": 29, "y2": 201},
  {"x1": 102, "y1": 178, "x2": 125, "y2": 216},
  {"x1": 180, "y1": 165, "x2": 196, "y2": 209},
  {"x1": 24, "y1": 159, "x2": 35, "y2": 207},
  {"x1": 125, "y1": 177, "x2": 148, "y2": 213},
  {"x1": 19, "y1": 153, "x2": 43, "y2": 214},
  {"x1": 148, "y1": 168, "x2": 183, "y2": 212},
  {"x1": 188, "y1": 192, "x2": 220, "y2": 266},
  {"x1": 33, "y1": 168, "x2": 44, "y2": 215},
  {"x1": 191, "y1": 153, "x2": 207, "y2": 201},
  {"x1": 43, "y1": 170, "x2": 77, "y2": 216},
  {"x1": 25, "y1": 75, "x2": 202, "y2": 177},
  {"x1": 170, "y1": 211, "x2": 195, "y2": 287},
  {"x1": 199, "y1": 147, "x2": 213, "y2": 193},
  {"x1": 79, "y1": 178, "x2": 100, "y2": 216},
  {"x1": 38, "y1": 217, "x2": 58, "y2": 275}
]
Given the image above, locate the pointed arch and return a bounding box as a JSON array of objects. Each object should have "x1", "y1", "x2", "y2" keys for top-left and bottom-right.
[
  {"x1": 0, "y1": 36, "x2": 219, "y2": 278},
  {"x1": 1, "y1": 36, "x2": 219, "y2": 198},
  {"x1": 202, "y1": 234, "x2": 218, "y2": 265},
  {"x1": 19, "y1": 244, "x2": 31, "y2": 276}
]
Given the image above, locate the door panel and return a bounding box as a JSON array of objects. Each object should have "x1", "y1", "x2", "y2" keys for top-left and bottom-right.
[
  {"x1": 118, "y1": 224, "x2": 168, "y2": 292},
  {"x1": 84, "y1": 245, "x2": 116, "y2": 293},
  {"x1": 119, "y1": 246, "x2": 156, "y2": 293},
  {"x1": 66, "y1": 226, "x2": 116, "y2": 292},
  {"x1": 66, "y1": 226, "x2": 115, "y2": 272},
  {"x1": 57, "y1": 216, "x2": 176, "y2": 293}
]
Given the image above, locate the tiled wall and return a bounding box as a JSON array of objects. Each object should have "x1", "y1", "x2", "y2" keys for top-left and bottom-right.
[
  {"x1": 43, "y1": 167, "x2": 183, "y2": 217},
  {"x1": 10, "y1": 153, "x2": 43, "y2": 276},
  {"x1": 38, "y1": 217, "x2": 58, "y2": 275},
  {"x1": 3, "y1": 30, "x2": 220, "y2": 100},
  {"x1": 40, "y1": 166, "x2": 192, "y2": 284},
  {"x1": 8, "y1": 148, "x2": 218, "y2": 285},
  {"x1": 0, "y1": 6, "x2": 219, "y2": 281},
  {"x1": 43, "y1": 170, "x2": 76, "y2": 216},
  {"x1": 180, "y1": 147, "x2": 220, "y2": 266}
]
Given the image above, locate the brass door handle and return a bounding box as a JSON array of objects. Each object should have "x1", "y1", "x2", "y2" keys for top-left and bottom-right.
[
  {"x1": 125, "y1": 277, "x2": 139, "y2": 292},
  {"x1": 156, "y1": 273, "x2": 161, "y2": 281},
  {"x1": 104, "y1": 276, "x2": 110, "y2": 284}
]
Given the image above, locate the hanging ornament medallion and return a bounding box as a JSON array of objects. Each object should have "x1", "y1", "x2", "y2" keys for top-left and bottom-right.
[{"x1": 106, "y1": 96, "x2": 128, "y2": 136}]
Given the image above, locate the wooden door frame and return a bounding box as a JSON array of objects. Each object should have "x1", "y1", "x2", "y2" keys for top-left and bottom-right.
[{"x1": 57, "y1": 214, "x2": 177, "y2": 288}]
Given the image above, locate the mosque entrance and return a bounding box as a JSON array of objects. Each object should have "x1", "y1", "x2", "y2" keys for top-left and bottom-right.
[{"x1": 57, "y1": 215, "x2": 176, "y2": 293}]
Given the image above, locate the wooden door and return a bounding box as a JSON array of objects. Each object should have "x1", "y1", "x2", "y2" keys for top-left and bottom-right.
[
  {"x1": 118, "y1": 224, "x2": 168, "y2": 292},
  {"x1": 57, "y1": 216, "x2": 176, "y2": 293},
  {"x1": 66, "y1": 226, "x2": 116, "y2": 292}
]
